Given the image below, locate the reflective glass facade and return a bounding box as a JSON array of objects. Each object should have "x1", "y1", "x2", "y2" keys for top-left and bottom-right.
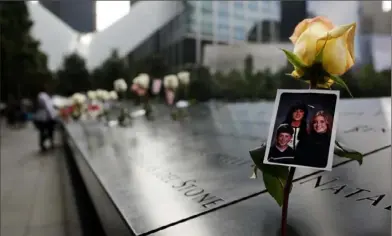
[{"x1": 186, "y1": 1, "x2": 280, "y2": 43}]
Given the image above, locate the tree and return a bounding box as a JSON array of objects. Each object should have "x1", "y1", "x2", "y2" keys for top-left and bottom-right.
[
  {"x1": 56, "y1": 53, "x2": 90, "y2": 95},
  {"x1": 0, "y1": 2, "x2": 52, "y2": 101},
  {"x1": 91, "y1": 49, "x2": 129, "y2": 90},
  {"x1": 189, "y1": 66, "x2": 218, "y2": 101}
]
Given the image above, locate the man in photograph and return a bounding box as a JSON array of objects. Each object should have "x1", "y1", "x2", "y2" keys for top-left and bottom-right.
[{"x1": 267, "y1": 123, "x2": 295, "y2": 163}]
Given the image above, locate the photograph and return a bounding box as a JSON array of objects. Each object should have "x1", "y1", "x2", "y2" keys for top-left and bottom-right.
[{"x1": 263, "y1": 89, "x2": 340, "y2": 171}]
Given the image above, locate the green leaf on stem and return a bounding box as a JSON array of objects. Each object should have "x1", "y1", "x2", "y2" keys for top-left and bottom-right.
[
  {"x1": 280, "y1": 49, "x2": 308, "y2": 70},
  {"x1": 329, "y1": 74, "x2": 353, "y2": 97},
  {"x1": 334, "y1": 140, "x2": 364, "y2": 165},
  {"x1": 249, "y1": 145, "x2": 290, "y2": 206}
]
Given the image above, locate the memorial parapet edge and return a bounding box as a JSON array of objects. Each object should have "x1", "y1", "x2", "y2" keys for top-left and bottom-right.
[
  {"x1": 64, "y1": 110, "x2": 389, "y2": 236},
  {"x1": 151, "y1": 149, "x2": 391, "y2": 236}
]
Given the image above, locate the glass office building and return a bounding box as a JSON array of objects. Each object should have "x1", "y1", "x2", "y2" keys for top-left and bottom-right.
[
  {"x1": 187, "y1": 1, "x2": 280, "y2": 42},
  {"x1": 131, "y1": 1, "x2": 281, "y2": 67}
]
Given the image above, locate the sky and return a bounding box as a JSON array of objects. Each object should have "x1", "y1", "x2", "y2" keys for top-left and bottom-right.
[
  {"x1": 382, "y1": 1, "x2": 391, "y2": 12},
  {"x1": 95, "y1": 1, "x2": 131, "y2": 32}
]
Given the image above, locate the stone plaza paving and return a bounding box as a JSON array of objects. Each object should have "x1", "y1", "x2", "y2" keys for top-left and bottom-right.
[{"x1": 0, "y1": 123, "x2": 71, "y2": 236}]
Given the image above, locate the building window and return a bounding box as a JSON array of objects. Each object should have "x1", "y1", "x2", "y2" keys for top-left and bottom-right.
[
  {"x1": 233, "y1": 12, "x2": 245, "y2": 20},
  {"x1": 218, "y1": 23, "x2": 229, "y2": 31},
  {"x1": 201, "y1": 22, "x2": 213, "y2": 35},
  {"x1": 218, "y1": 2, "x2": 229, "y2": 8},
  {"x1": 234, "y1": 1, "x2": 243, "y2": 9},
  {"x1": 218, "y1": 23, "x2": 229, "y2": 37},
  {"x1": 261, "y1": 1, "x2": 270, "y2": 12},
  {"x1": 234, "y1": 26, "x2": 245, "y2": 40},
  {"x1": 217, "y1": 33, "x2": 230, "y2": 42},
  {"x1": 201, "y1": 1, "x2": 213, "y2": 11},
  {"x1": 217, "y1": 1, "x2": 229, "y2": 14},
  {"x1": 248, "y1": 2, "x2": 258, "y2": 11},
  {"x1": 218, "y1": 10, "x2": 229, "y2": 17}
]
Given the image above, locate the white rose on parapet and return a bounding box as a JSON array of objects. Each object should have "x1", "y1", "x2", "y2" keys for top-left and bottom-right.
[
  {"x1": 87, "y1": 91, "x2": 97, "y2": 100},
  {"x1": 71, "y1": 93, "x2": 87, "y2": 105},
  {"x1": 114, "y1": 78, "x2": 128, "y2": 92},
  {"x1": 109, "y1": 91, "x2": 118, "y2": 100},
  {"x1": 102, "y1": 90, "x2": 110, "y2": 101},
  {"x1": 164, "y1": 74, "x2": 179, "y2": 90},
  {"x1": 177, "y1": 71, "x2": 190, "y2": 85},
  {"x1": 95, "y1": 89, "x2": 104, "y2": 99},
  {"x1": 96, "y1": 89, "x2": 110, "y2": 101},
  {"x1": 137, "y1": 73, "x2": 150, "y2": 89}
]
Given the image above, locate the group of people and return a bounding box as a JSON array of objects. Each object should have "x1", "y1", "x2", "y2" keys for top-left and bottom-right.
[
  {"x1": 268, "y1": 103, "x2": 333, "y2": 168},
  {"x1": 3, "y1": 96, "x2": 31, "y2": 128},
  {"x1": 3, "y1": 85, "x2": 58, "y2": 153}
]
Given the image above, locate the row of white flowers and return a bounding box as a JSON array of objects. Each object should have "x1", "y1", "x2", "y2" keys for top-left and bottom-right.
[
  {"x1": 104, "y1": 71, "x2": 191, "y2": 94},
  {"x1": 163, "y1": 71, "x2": 190, "y2": 90},
  {"x1": 70, "y1": 89, "x2": 118, "y2": 106},
  {"x1": 131, "y1": 71, "x2": 190, "y2": 91}
]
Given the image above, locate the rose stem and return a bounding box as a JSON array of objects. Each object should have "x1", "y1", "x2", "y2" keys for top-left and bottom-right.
[
  {"x1": 281, "y1": 81, "x2": 317, "y2": 236},
  {"x1": 281, "y1": 167, "x2": 295, "y2": 236}
]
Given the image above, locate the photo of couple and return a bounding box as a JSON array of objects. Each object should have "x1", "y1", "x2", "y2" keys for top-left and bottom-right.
[{"x1": 264, "y1": 90, "x2": 340, "y2": 170}]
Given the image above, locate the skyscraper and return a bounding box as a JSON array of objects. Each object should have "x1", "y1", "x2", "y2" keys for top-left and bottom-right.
[{"x1": 39, "y1": 0, "x2": 96, "y2": 33}]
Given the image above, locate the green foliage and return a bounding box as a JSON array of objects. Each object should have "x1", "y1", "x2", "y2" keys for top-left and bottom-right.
[
  {"x1": 328, "y1": 74, "x2": 353, "y2": 97},
  {"x1": 91, "y1": 49, "x2": 129, "y2": 90},
  {"x1": 0, "y1": 2, "x2": 52, "y2": 101},
  {"x1": 52, "y1": 49, "x2": 389, "y2": 103},
  {"x1": 56, "y1": 53, "x2": 90, "y2": 96},
  {"x1": 187, "y1": 58, "x2": 390, "y2": 102},
  {"x1": 188, "y1": 66, "x2": 218, "y2": 102}
]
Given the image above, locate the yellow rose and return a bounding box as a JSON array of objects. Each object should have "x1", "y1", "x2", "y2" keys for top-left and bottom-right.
[{"x1": 289, "y1": 16, "x2": 356, "y2": 80}]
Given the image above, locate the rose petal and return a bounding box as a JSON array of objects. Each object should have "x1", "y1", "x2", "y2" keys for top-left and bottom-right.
[
  {"x1": 289, "y1": 16, "x2": 334, "y2": 44},
  {"x1": 293, "y1": 21, "x2": 332, "y2": 66}
]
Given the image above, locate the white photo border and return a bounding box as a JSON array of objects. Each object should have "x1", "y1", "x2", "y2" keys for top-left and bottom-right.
[{"x1": 263, "y1": 89, "x2": 340, "y2": 171}]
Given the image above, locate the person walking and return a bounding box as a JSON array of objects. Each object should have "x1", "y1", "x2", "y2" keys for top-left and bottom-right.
[{"x1": 34, "y1": 84, "x2": 57, "y2": 152}]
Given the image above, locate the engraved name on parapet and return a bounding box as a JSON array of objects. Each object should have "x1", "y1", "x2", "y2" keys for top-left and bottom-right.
[
  {"x1": 144, "y1": 166, "x2": 225, "y2": 209},
  {"x1": 343, "y1": 125, "x2": 387, "y2": 134},
  {"x1": 299, "y1": 175, "x2": 390, "y2": 211}
]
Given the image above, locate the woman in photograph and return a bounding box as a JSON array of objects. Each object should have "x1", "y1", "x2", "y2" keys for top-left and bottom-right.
[
  {"x1": 282, "y1": 102, "x2": 309, "y2": 150},
  {"x1": 294, "y1": 110, "x2": 333, "y2": 168}
]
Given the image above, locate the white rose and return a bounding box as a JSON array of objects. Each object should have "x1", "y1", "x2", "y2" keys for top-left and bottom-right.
[
  {"x1": 163, "y1": 74, "x2": 179, "y2": 90},
  {"x1": 132, "y1": 76, "x2": 140, "y2": 85},
  {"x1": 71, "y1": 93, "x2": 86, "y2": 105},
  {"x1": 114, "y1": 78, "x2": 128, "y2": 92},
  {"x1": 137, "y1": 73, "x2": 150, "y2": 89},
  {"x1": 95, "y1": 89, "x2": 104, "y2": 99},
  {"x1": 177, "y1": 71, "x2": 190, "y2": 85},
  {"x1": 96, "y1": 89, "x2": 110, "y2": 101},
  {"x1": 87, "y1": 91, "x2": 97, "y2": 100},
  {"x1": 102, "y1": 91, "x2": 110, "y2": 101},
  {"x1": 109, "y1": 91, "x2": 118, "y2": 100}
]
